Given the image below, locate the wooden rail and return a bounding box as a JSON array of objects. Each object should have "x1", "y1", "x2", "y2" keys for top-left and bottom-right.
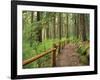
[
  {"x1": 23, "y1": 40, "x2": 66, "y2": 67},
  {"x1": 23, "y1": 48, "x2": 56, "y2": 66}
]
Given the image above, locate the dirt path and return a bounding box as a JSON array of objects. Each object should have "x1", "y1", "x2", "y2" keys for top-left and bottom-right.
[{"x1": 56, "y1": 43, "x2": 82, "y2": 67}]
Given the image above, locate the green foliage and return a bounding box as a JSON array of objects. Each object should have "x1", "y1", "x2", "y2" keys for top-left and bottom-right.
[
  {"x1": 34, "y1": 39, "x2": 54, "y2": 54},
  {"x1": 66, "y1": 37, "x2": 81, "y2": 44},
  {"x1": 77, "y1": 42, "x2": 89, "y2": 55},
  {"x1": 61, "y1": 37, "x2": 66, "y2": 41},
  {"x1": 23, "y1": 39, "x2": 55, "y2": 68},
  {"x1": 23, "y1": 42, "x2": 36, "y2": 60},
  {"x1": 77, "y1": 42, "x2": 89, "y2": 65},
  {"x1": 80, "y1": 55, "x2": 89, "y2": 65}
]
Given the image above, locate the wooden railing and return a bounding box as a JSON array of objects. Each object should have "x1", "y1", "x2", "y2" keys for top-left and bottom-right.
[{"x1": 23, "y1": 40, "x2": 66, "y2": 67}]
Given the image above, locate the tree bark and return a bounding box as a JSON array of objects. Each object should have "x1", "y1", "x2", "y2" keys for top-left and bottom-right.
[
  {"x1": 58, "y1": 13, "x2": 62, "y2": 40},
  {"x1": 30, "y1": 11, "x2": 33, "y2": 47},
  {"x1": 80, "y1": 14, "x2": 86, "y2": 41},
  {"x1": 37, "y1": 12, "x2": 42, "y2": 42}
]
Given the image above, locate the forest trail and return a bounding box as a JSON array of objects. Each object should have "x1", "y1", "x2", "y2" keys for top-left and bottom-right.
[{"x1": 56, "y1": 43, "x2": 82, "y2": 67}]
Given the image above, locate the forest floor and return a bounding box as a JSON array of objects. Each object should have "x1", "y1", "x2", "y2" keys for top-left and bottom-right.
[{"x1": 56, "y1": 43, "x2": 83, "y2": 67}]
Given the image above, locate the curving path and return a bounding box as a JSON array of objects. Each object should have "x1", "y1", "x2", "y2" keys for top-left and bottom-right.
[{"x1": 56, "y1": 43, "x2": 82, "y2": 67}]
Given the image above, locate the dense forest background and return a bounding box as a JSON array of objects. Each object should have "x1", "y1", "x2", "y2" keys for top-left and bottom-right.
[{"x1": 22, "y1": 11, "x2": 90, "y2": 68}]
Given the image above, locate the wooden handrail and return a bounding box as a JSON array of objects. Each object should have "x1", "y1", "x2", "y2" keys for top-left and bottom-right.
[
  {"x1": 23, "y1": 48, "x2": 56, "y2": 66},
  {"x1": 23, "y1": 40, "x2": 66, "y2": 66}
]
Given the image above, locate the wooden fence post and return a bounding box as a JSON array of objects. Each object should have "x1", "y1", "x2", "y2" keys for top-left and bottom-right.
[{"x1": 52, "y1": 44, "x2": 56, "y2": 67}]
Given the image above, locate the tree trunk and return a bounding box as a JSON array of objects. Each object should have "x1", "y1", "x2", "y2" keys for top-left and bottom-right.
[
  {"x1": 66, "y1": 14, "x2": 69, "y2": 38},
  {"x1": 37, "y1": 12, "x2": 42, "y2": 42},
  {"x1": 53, "y1": 13, "x2": 56, "y2": 39},
  {"x1": 80, "y1": 14, "x2": 86, "y2": 41},
  {"x1": 30, "y1": 11, "x2": 33, "y2": 47},
  {"x1": 58, "y1": 13, "x2": 62, "y2": 40},
  {"x1": 76, "y1": 14, "x2": 79, "y2": 39}
]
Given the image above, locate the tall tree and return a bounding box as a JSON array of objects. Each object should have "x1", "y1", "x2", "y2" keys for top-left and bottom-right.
[
  {"x1": 58, "y1": 13, "x2": 62, "y2": 40},
  {"x1": 80, "y1": 14, "x2": 86, "y2": 41},
  {"x1": 53, "y1": 13, "x2": 56, "y2": 39},
  {"x1": 85, "y1": 14, "x2": 90, "y2": 40},
  {"x1": 46, "y1": 13, "x2": 50, "y2": 39},
  {"x1": 66, "y1": 13, "x2": 69, "y2": 38},
  {"x1": 76, "y1": 14, "x2": 79, "y2": 39},
  {"x1": 30, "y1": 11, "x2": 33, "y2": 47},
  {"x1": 37, "y1": 12, "x2": 42, "y2": 42}
]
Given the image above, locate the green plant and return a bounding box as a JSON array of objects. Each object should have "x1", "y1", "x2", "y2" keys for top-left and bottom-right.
[
  {"x1": 80, "y1": 55, "x2": 89, "y2": 65},
  {"x1": 77, "y1": 44, "x2": 89, "y2": 55},
  {"x1": 76, "y1": 42, "x2": 90, "y2": 65},
  {"x1": 23, "y1": 42, "x2": 36, "y2": 60}
]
